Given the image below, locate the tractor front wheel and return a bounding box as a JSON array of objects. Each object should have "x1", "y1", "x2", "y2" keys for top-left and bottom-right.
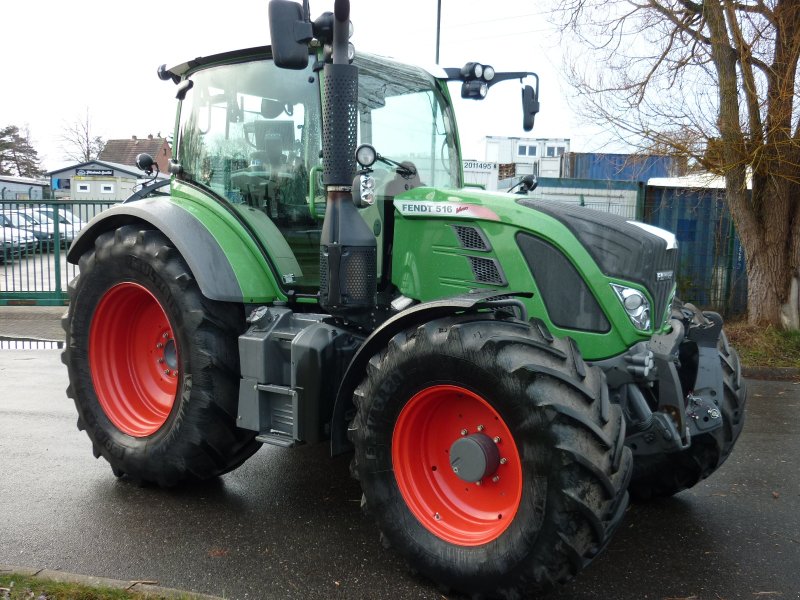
[
  {"x1": 63, "y1": 225, "x2": 260, "y2": 486},
  {"x1": 350, "y1": 315, "x2": 632, "y2": 597}
]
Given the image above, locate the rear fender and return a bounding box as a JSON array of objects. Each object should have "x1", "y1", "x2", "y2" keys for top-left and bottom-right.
[{"x1": 68, "y1": 196, "x2": 283, "y2": 303}]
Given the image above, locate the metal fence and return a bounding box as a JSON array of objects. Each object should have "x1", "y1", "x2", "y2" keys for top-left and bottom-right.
[
  {"x1": 0, "y1": 192, "x2": 747, "y2": 317},
  {"x1": 1, "y1": 200, "x2": 119, "y2": 305},
  {"x1": 644, "y1": 186, "x2": 747, "y2": 316},
  {"x1": 0, "y1": 338, "x2": 64, "y2": 350}
]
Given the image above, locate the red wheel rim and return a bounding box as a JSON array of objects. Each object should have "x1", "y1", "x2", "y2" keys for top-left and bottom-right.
[
  {"x1": 89, "y1": 282, "x2": 179, "y2": 437},
  {"x1": 392, "y1": 385, "x2": 523, "y2": 546}
]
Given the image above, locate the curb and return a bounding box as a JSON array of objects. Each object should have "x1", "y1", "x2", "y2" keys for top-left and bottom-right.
[
  {"x1": 0, "y1": 565, "x2": 226, "y2": 599},
  {"x1": 742, "y1": 366, "x2": 800, "y2": 381}
]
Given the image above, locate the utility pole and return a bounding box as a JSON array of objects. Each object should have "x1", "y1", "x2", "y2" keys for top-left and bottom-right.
[{"x1": 435, "y1": 0, "x2": 441, "y2": 64}]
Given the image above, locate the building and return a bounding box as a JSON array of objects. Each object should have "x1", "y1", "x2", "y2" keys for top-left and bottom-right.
[
  {"x1": 485, "y1": 136, "x2": 570, "y2": 178},
  {"x1": 0, "y1": 175, "x2": 49, "y2": 200},
  {"x1": 48, "y1": 160, "x2": 143, "y2": 201},
  {"x1": 98, "y1": 134, "x2": 172, "y2": 174}
]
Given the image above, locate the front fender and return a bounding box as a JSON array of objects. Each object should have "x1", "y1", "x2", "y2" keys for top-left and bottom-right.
[
  {"x1": 68, "y1": 195, "x2": 283, "y2": 303},
  {"x1": 329, "y1": 290, "x2": 531, "y2": 456}
]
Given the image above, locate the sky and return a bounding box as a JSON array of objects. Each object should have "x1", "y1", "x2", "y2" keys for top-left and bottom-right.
[{"x1": 2, "y1": 0, "x2": 617, "y2": 172}]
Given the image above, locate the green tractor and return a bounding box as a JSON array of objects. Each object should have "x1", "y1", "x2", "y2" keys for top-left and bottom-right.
[{"x1": 62, "y1": 1, "x2": 746, "y2": 596}]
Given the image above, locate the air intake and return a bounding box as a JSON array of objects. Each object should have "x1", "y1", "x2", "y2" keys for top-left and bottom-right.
[
  {"x1": 453, "y1": 225, "x2": 491, "y2": 251},
  {"x1": 467, "y1": 256, "x2": 506, "y2": 286}
]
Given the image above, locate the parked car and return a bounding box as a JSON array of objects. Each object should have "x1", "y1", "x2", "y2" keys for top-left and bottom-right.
[
  {"x1": 0, "y1": 217, "x2": 38, "y2": 262},
  {"x1": 31, "y1": 207, "x2": 86, "y2": 244},
  {"x1": 4, "y1": 210, "x2": 56, "y2": 251}
]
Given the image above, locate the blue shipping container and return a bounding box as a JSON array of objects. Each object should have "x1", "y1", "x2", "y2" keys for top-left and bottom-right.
[{"x1": 563, "y1": 152, "x2": 683, "y2": 183}]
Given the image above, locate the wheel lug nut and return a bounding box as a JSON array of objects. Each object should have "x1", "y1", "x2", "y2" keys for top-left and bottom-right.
[
  {"x1": 434, "y1": 512, "x2": 441, "y2": 521},
  {"x1": 162, "y1": 332, "x2": 169, "y2": 339},
  {"x1": 172, "y1": 370, "x2": 178, "y2": 376},
  {"x1": 492, "y1": 475, "x2": 500, "y2": 483},
  {"x1": 475, "y1": 480, "x2": 482, "y2": 486},
  {"x1": 493, "y1": 436, "x2": 501, "y2": 443},
  {"x1": 477, "y1": 425, "x2": 485, "y2": 432},
  {"x1": 460, "y1": 429, "x2": 468, "y2": 436},
  {"x1": 158, "y1": 358, "x2": 165, "y2": 363},
  {"x1": 156, "y1": 343, "x2": 163, "y2": 349},
  {"x1": 163, "y1": 369, "x2": 170, "y2": 375},
  {"x1": 500, "y1": 457, "x2": 508, "y2": 465}
]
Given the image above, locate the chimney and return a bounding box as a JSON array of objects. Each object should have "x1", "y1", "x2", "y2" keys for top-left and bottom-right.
[
  {"x1": 132, "y1": 135, "x2": 137, "y2": 141},
  {"x1": 148, "y1": 134, "x2": 153, "y2": 140}
]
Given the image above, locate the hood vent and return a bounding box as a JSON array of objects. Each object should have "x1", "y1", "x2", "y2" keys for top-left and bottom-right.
[{"x1": 453, "y1": 225, "x2": 491, "y2": 251}]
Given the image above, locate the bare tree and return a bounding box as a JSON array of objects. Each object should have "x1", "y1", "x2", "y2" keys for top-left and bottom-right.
[
  {"x1": 60, "y1": 108, "x2": 105, "y2": 163},
  {"x1": 554, "y1": 0, "x2": 800, "y2": 328}
]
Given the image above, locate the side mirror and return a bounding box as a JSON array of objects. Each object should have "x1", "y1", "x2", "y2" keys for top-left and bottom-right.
[
  {"x1": 509, "y1": 174, "x2": 538, "y2": 195},
  {"x1": 136, "y1": 153, "x2": 155, "y2": 175},
  {"x1": 269, "y1": 0, "x2": 313, "y2": 69},
  {"x1": 522, "y1": 85, "x2": 540, "y2": 132},
  {"x1": 520, "y1": 174, "x2": 538, "y2": 193}
]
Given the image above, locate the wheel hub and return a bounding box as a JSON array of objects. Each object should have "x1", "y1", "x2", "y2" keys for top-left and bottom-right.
[
  {"x1": 449, "y1": 433, "x2": 500, "y2": 483},
  {"x1": 160, "y1": 335, "x2": 178, "y2": 374}
]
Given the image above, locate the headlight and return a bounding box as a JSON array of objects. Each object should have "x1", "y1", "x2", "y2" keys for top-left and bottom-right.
[
  {"x1": 611, "y1": 284, "x2": 651, "y2": 331},
  {"x1": 663, "y1": 287, "x2": 677, "y2": 328}
]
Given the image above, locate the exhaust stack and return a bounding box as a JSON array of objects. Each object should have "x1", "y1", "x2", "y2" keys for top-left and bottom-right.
[{"x1": 318, "y1": 0, "x2": 376, "y2": 314}]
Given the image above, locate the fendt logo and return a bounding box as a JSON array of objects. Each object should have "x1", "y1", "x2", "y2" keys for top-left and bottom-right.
[{"x1": 656, "y1": 270, "x2": 674, "y2": 281}]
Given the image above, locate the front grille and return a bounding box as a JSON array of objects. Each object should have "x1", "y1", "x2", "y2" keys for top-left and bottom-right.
[{"x1": 651, "y1": 248, "x2": 678, "y2": 326}]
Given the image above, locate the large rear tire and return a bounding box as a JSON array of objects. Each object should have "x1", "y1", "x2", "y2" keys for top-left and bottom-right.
[
  {"x1": 63, "y1": 225, "x2": 260, "y2": 486},
  {"x1": 630, "y1": 303, "x2": 747, "y2": 500},
  {"x1": 349, "y1": 314, "x2": 632, "y2": 598}
]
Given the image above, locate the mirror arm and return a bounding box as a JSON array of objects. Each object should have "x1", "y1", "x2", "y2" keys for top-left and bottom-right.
[{"x1": 486, "y1": 71, "x2": 539, "y2": 90}]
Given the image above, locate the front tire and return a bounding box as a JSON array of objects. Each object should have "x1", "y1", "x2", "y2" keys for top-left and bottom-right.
[
  {"x1": 349, "y1": 315, "x2": 632, "y2": 598},
  {"x1": 63, "y1": 224, "x2": 260, "y2": 486}
]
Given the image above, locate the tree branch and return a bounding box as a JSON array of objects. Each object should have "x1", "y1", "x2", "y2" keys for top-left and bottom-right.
[{"x1": 723, "y1": 0, "x2": 765, "y2": 143}]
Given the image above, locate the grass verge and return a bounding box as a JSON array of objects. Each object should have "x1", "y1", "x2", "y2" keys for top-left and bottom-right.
[
  {"x1": 0, "y1": 573, "x2": 196, "y2": 600},
  {"x1": 725, "y1": 320, "x2": 800, "y2": 369}
]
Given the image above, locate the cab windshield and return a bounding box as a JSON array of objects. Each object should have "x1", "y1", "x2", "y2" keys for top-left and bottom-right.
[{"x1": 176, "y1": 51, "x2": 460, "y2": 288}]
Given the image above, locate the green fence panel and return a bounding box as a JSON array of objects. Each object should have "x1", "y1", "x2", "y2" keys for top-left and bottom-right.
[{"x1": 1, "y1": 200, "x2": 119, "y2": 305}]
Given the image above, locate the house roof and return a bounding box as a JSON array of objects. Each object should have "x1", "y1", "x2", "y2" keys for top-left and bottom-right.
[
  {"x1": 47, "y1": 160, "x2": 143, "y2": 178},
  {"x1": 648, "y1": 172, "x2": 752, "y2": 190},
  {"x1": 98, "y1": 136, "x2": 170, "y2": 169},
  {"x1": 0, "y1": 175, "x2": 48, "y2": 187}
]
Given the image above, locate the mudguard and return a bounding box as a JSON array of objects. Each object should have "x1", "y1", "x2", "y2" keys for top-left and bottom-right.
[
  {"x1": 68, "y1": 196, "x2": 283, "y2": 303},
  {"x1": 329, "y1": 290, "x2": 531, "y2": 456}
]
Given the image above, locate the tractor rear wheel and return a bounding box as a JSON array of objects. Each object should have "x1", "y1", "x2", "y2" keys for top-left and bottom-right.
[
  {"x1": 63, "y1": 224, "x2": 260, "y2": 486},
  {"x1": 629, "y1": 303, "x2": 747, "y2": 500},
  {"x1": 349, "y1": 314, "x2": 632, "y2": 597}
]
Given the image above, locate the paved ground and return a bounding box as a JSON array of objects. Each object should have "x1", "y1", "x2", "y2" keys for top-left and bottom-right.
[
  {"x1": 0, "y1": 344, "x2": 798, "y2": 599},
  {"x1": 0, "y1": 306, "x2": 66, "y2": 342},
  {"x1": 1, "y1": 307, "x2": 799, "y2": 598}
]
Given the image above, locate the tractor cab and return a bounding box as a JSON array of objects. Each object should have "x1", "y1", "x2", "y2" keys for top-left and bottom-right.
[{"x1": 172, "y1": 50, "x2": 459, "y2": 293}]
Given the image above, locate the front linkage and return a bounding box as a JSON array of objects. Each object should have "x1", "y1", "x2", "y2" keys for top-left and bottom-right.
[{"x1": 596, "y1": 301, "x2": 746, "y2": 499}]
